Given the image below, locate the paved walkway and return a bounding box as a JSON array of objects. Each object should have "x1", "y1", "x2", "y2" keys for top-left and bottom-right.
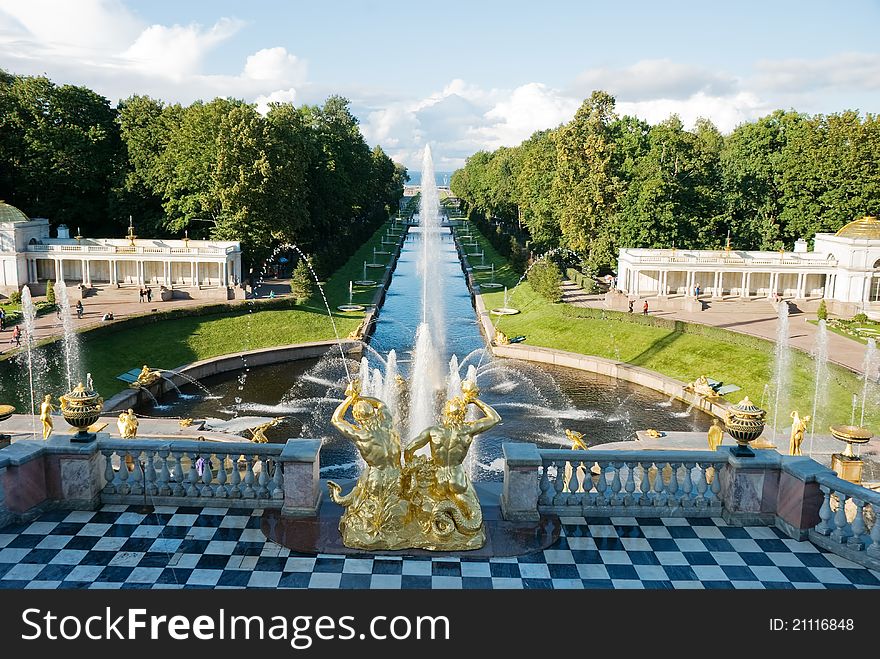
[
  {"x1": 561, "y1": 283, "x2": 871, "y2": 375},
  {"x1": 1, "y1": 504, "x2": 877, "y2": 589},
  {"x1": 0, "y1": 282, "x2": 291, "y2": 356}
]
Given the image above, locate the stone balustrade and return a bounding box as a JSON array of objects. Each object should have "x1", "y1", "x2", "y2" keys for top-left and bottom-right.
[
  {"x1": 810, "y1": 472, "x2": 880, "y2": 569},
  {"x1": 98, "y1": 439, "x2": 285, "y2": 509}
]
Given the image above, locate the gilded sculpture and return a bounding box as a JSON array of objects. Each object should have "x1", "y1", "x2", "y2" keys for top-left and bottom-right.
[
  {"x1": 788, "y1": 410, "x2": 810, "y2": 456},
  {"x1": 685, "y1": 375, "x2": 720, "y2": 398},
  {"x1": 131, "y1": 364, "x2": 161, "y2": 388},
  {"x1": 250, "y1": 417, "x2": 282, "y2": 443},
  {"x1": 707, "y1": 418, "x2": 724, "y2": 450},
  {"x1": 39, "y1": 394, "x2": 54, "y2": 439},
  {"x1": 326, "y1": 377, "x2": 499, "y2": 551},
  {"x1": 565, "y1": 428, "x2": 588, "y2": 450},
  {"x1": 117, "y1": 408, "x2": 138, "y2": 439}
]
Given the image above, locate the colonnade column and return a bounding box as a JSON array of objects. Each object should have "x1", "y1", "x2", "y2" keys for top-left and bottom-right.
[
  {"x1": 823, "y1": 273, "x2": 834, "y2": 299},
  {"x1": 632, "y1": 269, "x2": 640, "y2": 296}
]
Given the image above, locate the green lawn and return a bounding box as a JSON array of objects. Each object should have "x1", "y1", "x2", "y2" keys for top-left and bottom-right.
[
  {"x1": 0, "y1": 220, "x2": 405, "y2": 407},
  {"x1": 809, "y1": 318, "x2": 880, "y2": 346},
  {"x1": 457, "y1": 223, "x2": 878, "y2": 432}
]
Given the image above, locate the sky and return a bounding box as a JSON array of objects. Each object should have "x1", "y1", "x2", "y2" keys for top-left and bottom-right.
[{"x1": 0, "y1": 0, "x2": 879, "y2": 171}]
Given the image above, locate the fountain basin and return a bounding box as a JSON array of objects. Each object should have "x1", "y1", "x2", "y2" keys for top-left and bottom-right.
[
  {"x1": 830, "y1": 424, "x2": 873, "y2": 458},
  {"x1": 337, "y1": 304, "x2": 366, "y2": 312},
  {"x1": 365, "y1": 263, "x2": 385, "y2": 268},
  {"x1": 374, "y1": 250, "x2": 391, "y2": 255},
  {"x1": 490, "y1": 307, "x2": 520, "y2": 316},
  {"x1": 480, "y1": 283, "x2": 504, "y2": 289},
  {"x1": 472, "y1": 265, "x2": 493, "y2": 271},
  {"x1": 354, "y1": 280, "x2": 377, "y2": 286}
]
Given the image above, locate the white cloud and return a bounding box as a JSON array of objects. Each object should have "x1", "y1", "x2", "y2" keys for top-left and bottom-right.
[
  {"x1": 254, "y1": 87, "x2": 297, "y2": 115},
  {"x1": 121, "y1": 18, "x2": 244, "y2": 79},
  {"x1": 573, "y1": 59, "x2": 738, "y2": 101},
  {"x1": 479, "y1": 82, "x2": 580, "y2": 148},
  {"x1": 618, "y1": 91, "x2": 768, "y2": 133},
  {"x1": 244, "y1": 47, "x2": 306, "y2": 83},
  {"x1": 753, "y1": 52, "x2": 880, "y2": 93}
]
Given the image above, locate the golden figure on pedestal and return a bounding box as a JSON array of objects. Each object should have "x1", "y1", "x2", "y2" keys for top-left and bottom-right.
[
  {"x1": 327, "y1": 377, "x2": 500, "y2": 551},
  {"x1": 117, "y1": 409, "x2": 138, "y2": 439},
  {"x1": 788, "y1": 410, "x2": 810, "y2": 456},
  {"x1": 707, "y1": 418, "x2": 724, "y2": 450},
  {"x1": 130, "y1": 364, "x2": 161, "y2": 388},
  {"x1": 40, "y1": 394, "x2": 54, "y2": 439}
]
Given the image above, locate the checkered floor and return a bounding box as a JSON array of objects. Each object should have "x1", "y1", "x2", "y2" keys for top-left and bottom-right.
[{"x1": 0, "y1": 506, "x2": 878, "y2": 589}]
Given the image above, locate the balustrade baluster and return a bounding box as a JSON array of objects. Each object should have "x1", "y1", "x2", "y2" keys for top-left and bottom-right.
[
  {"x1": 847, "y1": 499, "x2": 866, "y2": 550},
  {"x1": 271, "y1": 459, "x2": 284, "y2": 500},
  {"x1": 185, "y1": 452, "x2": 199, "y2": 498},
  {"x1": 143, "y1": 450, "x2": 157, "y2": 496},
  {"x1": 169, "y1": 453, "x2": 185, "y2": 496},
  {"x1": 242, "y1": 456, "x2": 256, "y2": 499},
  {"x1": 709, "y1": 464, "x2": 722, "y2": 503},
  {"x1": 157, "y1": 450, "x2": 171, "y2": 496},
  {"x1": 815, "y1": 486, "x2": 833, "y2": 535},
  {"x1": 652, "y1": 463, "x2": 666, "y2": 507},
  {"x1": 257, "y1": 455, "x2": 270, "y2": 498},
  {"x1": 868, "y1": 503, "x2": 880, "y2": 557},
  {"x1": 680, "y1": 463, "x2": 693, "y2": 507},
  {"x1": 229, "y1": 455, "x2": 242, "y2": 498},
  {"x1": 830, "y1": 492, "x2": 852, "y2": 543},
  {"x1": 623, "y1": 462, "x2": 636, "y2": 506},
  {"x1": 667, "y1": 462, "x2": 679, "y2": 505},
  {"x1": 129, "y1": 452, "x2": 144, "y2": 495},
  {"x1": 694, "y1": 464, "x2": 708, "y2": 507},
  {"x1": 610, "y1": 463, "x2": 623, "y2": 506},
  {"x1": 552, "y1": 461, "x2": 567, "y2": 506},
  {"x1": 595, "y1": 462, "x2": 608, "y2": 506},
  {"x1": 117, "y1": 454, "x2": 130, "y2": 495},
  {"x1": 638, "y1": 462, "x2": 651, "y2": 505},
  {"x1": 200, "y1": 453, "x2": 214, "y2": 497},
  {"x1": 215, "y1": 454, "x2": 228, "y2": 498},
  {"x1": 538, "y1": 463, "x2": 552, "y2": 505},
  {"x1": 102, "y1": 450, "x2": 116, "y2": 494}
]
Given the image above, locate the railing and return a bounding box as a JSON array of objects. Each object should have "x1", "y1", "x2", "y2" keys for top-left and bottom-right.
[
  {"x1": 810, "y1": 472, "x2": 880, "y2": 565},
  {"x1": 626, "y1": 253, "x2": 836, "y2": 267},
  {"x1": 98, "y1": 439, "x2": 284, "y2": 509},
  {"x1": 537, "y1": 449, "x2": 726, "y2": 516},
  {"x1": 25, "y1": 243, "x2": 235, "y2": 256}
]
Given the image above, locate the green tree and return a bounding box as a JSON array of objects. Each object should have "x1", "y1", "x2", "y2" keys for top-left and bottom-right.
[
  {"x1": 527, "y1": 260, "x2": 564, "y2": 302},
  {"x1": 289, "y1": 258, "x2": 315, "y2": 302},
  {"x1": 45, "y1": 279, "x2": 55, "y2": 305},
  {"x1": 817, "y1": 299, "x2": 828, "y2": 321}
]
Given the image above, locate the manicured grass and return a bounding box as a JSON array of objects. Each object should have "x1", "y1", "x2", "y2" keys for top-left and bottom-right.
[
  {"x1": 457, "y1": 222, "x2": 878, "y2": 432},
  {"x1": 808, "y1": 318, "x2": 880, "y2": 346},
  {"x1": 1, "y1": 220, "x2": 405, "y2": 406}
]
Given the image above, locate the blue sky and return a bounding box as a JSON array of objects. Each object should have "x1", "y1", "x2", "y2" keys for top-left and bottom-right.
[{"x1": 1, "y1": 0, "x2": 878, "y2": 169}]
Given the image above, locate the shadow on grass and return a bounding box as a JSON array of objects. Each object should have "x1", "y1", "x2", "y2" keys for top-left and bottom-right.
[{"x1": 625, "y1": 328, "x2": 685, "y2": 368}]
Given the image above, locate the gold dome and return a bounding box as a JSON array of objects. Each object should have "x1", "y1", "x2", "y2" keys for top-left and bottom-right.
[
  {"x1": 0, "y1": 201, "x2": 29, "y2": 224},
  {"x1": 835, "y1": 215, "x2": 880, "y2": 239}
]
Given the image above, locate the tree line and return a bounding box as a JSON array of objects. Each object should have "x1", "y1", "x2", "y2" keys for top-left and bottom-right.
[
  {"x1": 0, "y1": 71, "x2": 408, "y2": 276},
  {"x1": 451, "y1": 90, "x2": 880, "y2": 274}
]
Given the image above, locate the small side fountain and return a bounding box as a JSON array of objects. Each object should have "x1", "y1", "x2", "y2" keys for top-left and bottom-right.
[
  {"x1": 490, "y1": 286, "x2": 520, "y2": 316},
  {"x1": 354, "y1": 262, "x2": 376, "y2": 287},
  {"x1": 480, "y1": 263, "x2": 503, "y2": 290},
  {"x1": 337, "y1": 281, "x2": 365, "y2": 312}
]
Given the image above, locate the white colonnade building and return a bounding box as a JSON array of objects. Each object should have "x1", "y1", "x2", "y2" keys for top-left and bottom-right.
[
  {"x1": 0, "y1": 202, "x2": 243, "y2": 299},
  {"x1": 616, "y1": 216, "x2": 880, "y2": 318}
]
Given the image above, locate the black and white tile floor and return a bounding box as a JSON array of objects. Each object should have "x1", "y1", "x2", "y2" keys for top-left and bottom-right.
[{"x1": 0, "y1": 505, "x2": 877, "y2": 589}]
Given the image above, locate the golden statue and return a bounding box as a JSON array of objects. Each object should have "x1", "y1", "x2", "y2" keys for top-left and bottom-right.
[
  {"x1": 131, "y1": 364, "x2": 161, "y2": 388},
  {"x1": 250, "y1": 417, "x2": 282, "y2": 443},
  {"x1": 645, "y1": 428, "x2": 662, "y2": 438},
  {"x1": 179, "y1": 417, "x2": 194, "y2": 428},
  {"x1": 494, "y1": 329, "x2": 510, "y2": 346},
  {"x1": 403, "y1": 379, "x2": 499, "y2": 551},
  {"x1": 117, "y1": 409, "x2": 138, "y2": 439},
  {"x1": 565, "y1": 428, "x2": 588, "y2": 450},
  {"x1": 40, "y1": 394, "x2": 54, "y2": 439},
  {"x1": 686, "y1": 375, "x2": 718, "y2": 398},
  {"x1": 789, "y1": 410, "x2": 811, "y2": 456},
  {"x1": 327, "y1": 379, "x2": 408, "y2": 550},
  {"x1": 708, "y1": 418, "x2": 724, "y2": 450}
]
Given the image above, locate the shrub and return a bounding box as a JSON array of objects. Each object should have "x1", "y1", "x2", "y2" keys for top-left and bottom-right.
[
  {"x1": 509, "y1": 237, "x2": 528, "y2": 273},
  {"x1": 45, "y1": 279, "x2": 55, "y2": 305},
  {"x1": 290, "y1": 259, "x2": 315, "y2": 302},
  {"x1": 816, "y1": 299, "x2": 827, "y2": 321},
  {"x1": 527, "y1": 260, "x2": 564, "y2": 303},
  {"x1": 8, "y1": 290, "x2": 21, "y2": 305},
  {"x1": 853, "y1": 312, "x2": 869, "y2": 323}
]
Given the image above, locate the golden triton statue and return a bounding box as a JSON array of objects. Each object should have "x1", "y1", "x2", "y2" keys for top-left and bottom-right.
[
  {"x1": 117, "y1": 408, "x2": 138, "y2": 439},
  {"x1": 327, "y1": 379, "x2": 408, "y2": 550},
  {"x1": 402, "y1": 379, "x2": 499, "y2": 551},
  {"x1": 40, "y1": 394, "x2": 55, "y2": 439},
  {"x1": 131, "y1": 364, "x2": 162, "y2": 388},
  {"x1": 250, "y1": 417, "x2": 282, "y2": 443},
  {"x1": 565, "y1": 428, "x2": 588, "y2": 450},
  {"x1": 494, "y1": 329, "x2": 510, "y2": 346}
]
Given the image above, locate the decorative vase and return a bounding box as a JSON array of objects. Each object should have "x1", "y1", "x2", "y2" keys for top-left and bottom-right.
[
  {"x1": 724, "y1": 396, "x2": 766, "y2": 457},
  {"x1": 60, "y1": 380, "x2": 103, "y2": 443}
]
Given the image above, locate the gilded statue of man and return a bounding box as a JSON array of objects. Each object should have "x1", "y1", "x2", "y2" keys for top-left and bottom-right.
[
  {"x1": 40, "y1": 394, "x2": 54, "y2": 439},
  {"x1": 789, "y1": 410, "x2": 810, "y2": 456},
  {"x1": 117, "y1": 409, "x2": 138, "y2": 439},
  {"x1": 327, "y1": 379, "x2": 407, "y2": 550},
  {"x1": 403, "y1": 379, "x2": 500, "y2": 550}
]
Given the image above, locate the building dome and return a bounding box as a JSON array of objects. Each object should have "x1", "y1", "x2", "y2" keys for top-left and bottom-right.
[
  {"x1": 0, "y1": 201, "x2": 29, "y2": 224},
  {"x1": 835, "y1": 215, "x2": 880, "y2": 239}
]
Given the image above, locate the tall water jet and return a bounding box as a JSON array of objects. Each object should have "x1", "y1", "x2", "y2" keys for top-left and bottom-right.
[
  {"x1": 381, "y1": 349, "x2": 399, "y2": 426},
  {"x1": 20, "y1": 287, "x2": 40, "y2": 437},
  {"x1": 860, "y1": 338, "x2": 878, "y2": 428},
  {"x1": 55, "y1": 282, "x2": 81, "y2": 390},
  {"x1": 408, "y1": 323, "x2": 438, "y2": 443},
  {"x1": 446, "y1": 354, "x2": 462, "y2": 401},
  {"x1": 771, "y1": 301, "x2": 791, "y2": 442},
  {"x1": 417, "y1": 144, "x2": 445, "y2": 354},
  {"x1": 809, "y1": 319, "x2": 830, "y2": 456}
]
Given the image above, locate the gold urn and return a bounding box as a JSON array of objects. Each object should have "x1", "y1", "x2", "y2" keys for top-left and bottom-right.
[
  {"x1": 829, "y1": 425, "x2": 872, "y2": 483},
  {"x1": 59, "y1": 379, "x2": 104, "y2": 443},
  {"x1": 724, "y1": 396, "x2": 766, "y2": 457}
]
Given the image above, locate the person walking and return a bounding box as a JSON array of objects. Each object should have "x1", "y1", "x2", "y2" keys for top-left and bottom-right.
[
  {"x1": 138, "y1": 288, "x2": 144, "y2": 303},
  {"x1": 11, "y1": 324, "x2": 21, "y2": 346},
  {"x1": 0, "y1": 307, "x2": 5, "y2": 331},
  {"x1": 628, "y1": 299, "x2": 634, "y2": 313},
  {"x1": 145, "y1": 286, "x2": 152, "y2": 303},
  {"x1": 643, "y1": 300, "x2": 649, "y2": 315},
  {"x1": 75, "y1": 300, "x2": 83, "y2": 319}
]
